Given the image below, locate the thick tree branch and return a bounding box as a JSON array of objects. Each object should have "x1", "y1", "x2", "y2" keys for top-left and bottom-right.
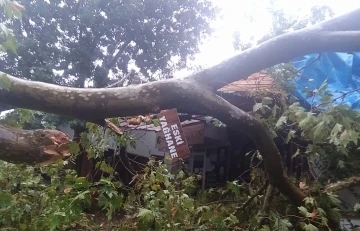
[{"x1": 325, "y1": 176, "x2": 360, "y2": 193}]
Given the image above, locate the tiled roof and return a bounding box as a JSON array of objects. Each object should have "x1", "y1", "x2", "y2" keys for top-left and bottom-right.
[
  {"x1": 218, "y1": 72, "x2": 275, "y2": 93},
  {"x1": 118, "y1": 72, "x2": 276, "y2": 132}
]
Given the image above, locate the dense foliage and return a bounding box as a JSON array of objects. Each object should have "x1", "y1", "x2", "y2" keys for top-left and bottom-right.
[
  {"x1": 0, "y1": 0, "x2": 219, "y2": 128},
  {"x1": 0, "y1": 156, "x2": 345, "y2": 231},
  {"x1": 0, "y1": 0, "x2": 219, "y2": 87}
]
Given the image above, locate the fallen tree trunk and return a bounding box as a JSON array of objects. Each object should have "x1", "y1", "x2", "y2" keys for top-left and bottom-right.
[
  {"x1": 0, "y1": 124, "x2": 70, "y2": 165},
  {"x1": 0, "y1": 78, "x2": 307, "y2": 207},
  {"x1": 1, "y1": 8, "x2": 359, "y2": 116},
  {"x1": 325, "y1": 175, "x2": 360, "y2": 193}
]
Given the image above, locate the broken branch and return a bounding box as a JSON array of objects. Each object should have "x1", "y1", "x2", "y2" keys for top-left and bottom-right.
[
  {"x1": 0, "y1": 124, "x2": 70, "y2": 165},
  {"x1": 325, "y1": 176, "x2": 360, "y2": 193}
]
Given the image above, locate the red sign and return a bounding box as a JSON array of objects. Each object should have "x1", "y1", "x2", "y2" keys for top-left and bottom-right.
[
  {"x1": 157, "y1": 109, "x2": 190, "y2": 159},
  {"x1": 156, "y1": 123, "x2": 205, "y2": 150}
]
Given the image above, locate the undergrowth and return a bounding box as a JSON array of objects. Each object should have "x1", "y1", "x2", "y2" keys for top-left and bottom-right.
[{"x1": 0, "y1": 158, "x2": 345, "y2": 231}]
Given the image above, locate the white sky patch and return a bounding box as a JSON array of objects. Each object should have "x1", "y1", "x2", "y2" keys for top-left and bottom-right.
[{"x1": 173, "y1": 0, "x2": 360, "y2": 78}]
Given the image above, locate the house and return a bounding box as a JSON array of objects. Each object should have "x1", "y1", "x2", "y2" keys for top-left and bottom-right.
[{"x1": 58, "y1": 71, "x2": 297, "y2": 189}]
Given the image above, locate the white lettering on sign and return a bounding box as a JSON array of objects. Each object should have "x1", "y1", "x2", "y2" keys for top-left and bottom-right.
[{"x1": 158, "y1": 115, "x2": 186, "y2": 158}]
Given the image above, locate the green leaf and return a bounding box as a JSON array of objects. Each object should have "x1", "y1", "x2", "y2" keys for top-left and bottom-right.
[
  {"x1": 348, "y1": 129, "x2": 359, "y2": 144},
  {"x1": 285, "y1": 130, "x2": 295, "y2": 144},
  {"x1": 272, "y1": 104, "x2": 279, "y2": 117},
  {"x1": 299, "y1": 112, "x2": 315, "y2": 129},
  {"x1": 17, "y1": 109, "x2": 34, "y2": 124},
  {"x1": 260, "y1": 225, "x2": 271, "y2": 231},
  {"x1": 226, "y1": 181, "x2": 241, "y2": 196},
  {"x1": 119, "y1": 134, "x2": 127, "y2": 147},
  {"x1": 336, "y1": 145, "x2": 349, "y2": 156},
  {"x1": 152, "y1": 119, "x2": 160, "y2": 127},
  {"x1": 72, "y1": 190, "x2": 90, "y2": 202},
  {"x1": 275, "y1": 218, "x2": 293, "y2": 230},
  {"x1": 337, "y1": 160, "x2": 345, "y2": 169},
  {"x1": 322, "y1": 114, "x2": 334, "y2": 125},
  {"x1": 317, "y1": 207, "x2": 326, "y2": 217},
  {"x1": 262, "y1": 97, "x2": 273, "y2": 105},
  {"x1": 80, "y1": 132, "x2": 90, "y2": 148},
  {"x1": 291, "y1": 148, "x2": 300, "y2": 159},
  {"x1": 129, "y1": 140, "x2": 136, "y2": 149},
  {"x1": 275, "y1": 116, "x2": 287, "y2": 128},
  {"x1": 330, "y1": 123, "x2": 343, "y2": 136},
  {"x1": 73, "y1": 177, "x2": 91, "y2": 189},
  {"x1": 340, "y1": 116, "x2": 353, "y2": 130},
  {"x1": 329, "y1": 136, "x2": 340, "y2": 145},
  {"x1": 268, "y1": 128, "x2": 278, "y2": 139},
  {"x1": 68, "y1": 141, "x2": 80, "y2": 155},
  {"x1": 137, "y1": 208, "x2": 154, "y2": 222},
  {"x1": 298, "y1": 206, "x2": 309, "y2": 217},
  {"x1": 0, "y1": 191, "x2": 13, "y2": 208},
  {"x1": 1, "y1": 33, "x2": 17, "y2": 53},
  {"x1": 99, "y1": 162, "x2": 114, "y2": 174},
  {"x1": 19, "y1": 224, "x2": 27, "y2": 230},
  {"x1": 177, "y1": 170, "x2": 185, "y2": 180},
  {"x1": 327, "y1": 207, "x2": 341, "y2": 223},
  {"x1": 253, "y1": 103, "x2": 263, "y2": 113},
  {"x1": 0, "y1": 73, "x2": 11, "y2": 90},
  {"x1": 98, "y1": 178, "x2": 115, "y2": 187},
  {"x1": 339, "y1": 130, "x2": 351, "y2": 146},
  {"x1": 303, "y1": 223, "x2": 319, "y2": 231},
  {"x1": 312, "y1": 121, "x2": 326, "y2": 142},
  {"x1": 354, "y1": 203, "x2": 360, "y2": 212},
  {"x1": 326, "y1": 193, "x2": 341, "y2": 207},
  {"x1": 260, "y1": 104, "x2": 271, "y2": 114},
  {"x1": 304, "y1": 197, "x2": 315, "y2": 206},
  {"x1": 338, "y1": 129, "x2": 359, "y2": 147},
  {"x1": 196, "y1": 205, "x2": 210, "y2": 213},
  {"x1": 320, "y1": 92, "x2": 332, "y2": 105},
  {"x1": 223, "y1": 214, "x2": 238, "y2": 225}
]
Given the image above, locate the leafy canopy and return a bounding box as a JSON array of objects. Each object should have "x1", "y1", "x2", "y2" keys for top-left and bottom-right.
[{"x1": 0, "y1": 0, "x2": 219, "y2": 87}]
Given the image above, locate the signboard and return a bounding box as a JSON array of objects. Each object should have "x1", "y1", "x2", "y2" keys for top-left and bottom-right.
[
  {"x1": 156, "y1": 122, "x2": 205, "y2": 150},
  {"x1": 156, "y1": 109, "x2": 190, "y2": 159}
]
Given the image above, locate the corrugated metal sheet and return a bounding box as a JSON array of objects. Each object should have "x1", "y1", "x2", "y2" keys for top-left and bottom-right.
[{"x1": 119, "y1": 119, "x2": 202, "y2": 132}]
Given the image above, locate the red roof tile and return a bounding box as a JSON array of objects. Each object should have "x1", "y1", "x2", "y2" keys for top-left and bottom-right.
[{"x1": 218, "y1": 72, "x2": 275, "y2": 93}]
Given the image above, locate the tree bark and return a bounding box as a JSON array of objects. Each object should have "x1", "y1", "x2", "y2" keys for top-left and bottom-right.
[
  {"x1": 325, "y1": 175, "x2": 360, "y2": 193},
  {"x1": 0, "y1": 124, "x2": 70, "y2": 165},
  {"x1": 0, "y1": 8, "x2": 359, "y2": 226}
]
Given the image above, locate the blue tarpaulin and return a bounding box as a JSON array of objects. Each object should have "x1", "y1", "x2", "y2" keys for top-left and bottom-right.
[{"x1": 291, "y1": 52, "x2": 360, "y2": 110}]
